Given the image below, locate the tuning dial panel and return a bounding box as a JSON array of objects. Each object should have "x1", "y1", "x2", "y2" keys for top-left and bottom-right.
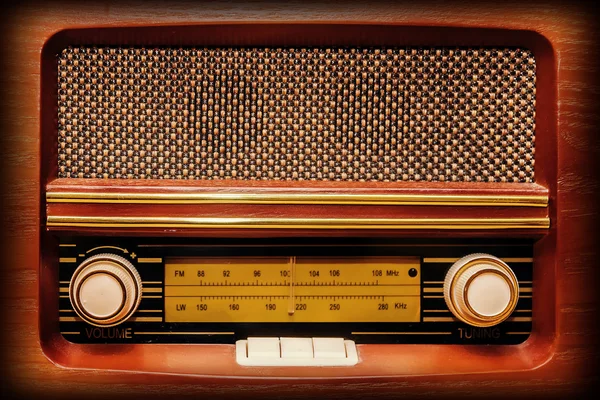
[
  {"x1": 444, "y1": 253, "x2": 519, "y2": 327},
  {"x1": 69, "y1": 253, "x2": 142, "y2": 327},
  {"x1": 59, "y1": 240, "x2": 533, "y2": 345}
]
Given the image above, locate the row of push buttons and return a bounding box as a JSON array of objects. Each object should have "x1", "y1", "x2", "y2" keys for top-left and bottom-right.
[{"x1": 236, "y1": 337, "x2": 358, "y2": 366}]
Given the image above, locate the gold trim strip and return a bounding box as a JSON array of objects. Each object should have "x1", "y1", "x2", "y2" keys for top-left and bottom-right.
[
  {"x1": 139, "y1": 243, "x2": 531, "y2": 248},
  {"x1": 59, "y1": 317, "x2": 80, "y2": 322},
  {"x1": 143, "y1": 281, "x2": 164, "y2": 284},
  {"x1": 59, "y1": 258, "x2": 77, "y2": 263},
  {"x1": 423, "y1": 295, "x2": 444, "y2": 299},
  {"x1": 138, "y1": 258, "x2": 163, "y2": 263},
  {"x1": 142, "y1": 288, "x2": 163, "y2": 293},
  {"x1": 134, "y1": 331, "x2": 235, "y2": 335},
  {"x1": 423, "y1": 316, "x2": 532, "y2": 323},
  {"x1": 86, "y1": 246, "x2": 129, "y2": 254},
  {"x1": 520, "y1": 288, "x2": 533, "y2": 293},
  {"x1": 47, "y1": 216, "x2": 550, "y2": 230},
  {"x1": 59, "y1": 244, "x2": 76, "y2": 247},
  {"x1": 422, "y1": 282, "x2": 533, "y2": 288},
  {"x1": 351, "y1": 332, "x2": 452, "y2": 335},
  {"x1": 423, "y1": 257, "x2": 534, "y2": 263},
  {"x1": 59, "y1": 281, "x2": 70, "y2": 284},
  {"x1": 131, "y1": 317, "x2": 162, "y2": 322},
  {"x1": 423, "y1": 309, "x2": 533, "y2": 317},
  {"x1": 423, "y1": 288, "x2": 443, "y2": 293},
  {"x1": 509, "y1": 317, "x2": 533, "y2": 322},
  {"x1": 142, "y1": 295, "x2": 162, "y2": 299},
  {"x1": 423, "y1": 317, "x2": 456, "y2": 322},
  {"x1": 59, "y1": 316, "x2": 163, "y2": 323},
  {"x1": 61, "y1": 332, "x2": 80, "y2": 335},
  {"x1": 47, "y1": 192, "x2": 549, "y2": 207},
  {"x1": 59, "y1": 288, "x2": 69, "y2": 293},
  {"x1": 62, "y1": 309, "x2": 167, "y2": 314}
]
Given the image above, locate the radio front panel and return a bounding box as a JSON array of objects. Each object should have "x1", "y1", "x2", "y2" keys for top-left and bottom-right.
[
  {"x1": 38, "y1": 23, "x2": 556, "y2": 378},
  {"x1": 58, "y1": 238, "x2": 532, "y2": 345}
]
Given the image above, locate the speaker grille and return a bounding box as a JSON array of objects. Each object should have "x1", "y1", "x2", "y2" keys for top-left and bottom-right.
[{"x1": 58, "y1": 47, "x2": 535, "y2": 182}]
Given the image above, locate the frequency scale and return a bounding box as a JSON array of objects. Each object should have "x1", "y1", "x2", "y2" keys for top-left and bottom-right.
[{"x1": 58, "y1": 237, "x2": 532, "y2": 366}]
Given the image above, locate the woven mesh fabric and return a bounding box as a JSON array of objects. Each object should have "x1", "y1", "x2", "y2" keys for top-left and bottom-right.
[{"x1": 58, "y1": 47, "x2": 535, "y2": 182}]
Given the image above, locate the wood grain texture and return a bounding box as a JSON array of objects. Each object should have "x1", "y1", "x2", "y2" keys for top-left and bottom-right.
[{"x1": 1, "y1": 0, "x2": 599, "y2": 398}]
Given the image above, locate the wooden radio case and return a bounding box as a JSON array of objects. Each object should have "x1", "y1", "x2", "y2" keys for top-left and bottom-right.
[{"x1": 1, "y1": 1, "x2": 598, "y2": 398}]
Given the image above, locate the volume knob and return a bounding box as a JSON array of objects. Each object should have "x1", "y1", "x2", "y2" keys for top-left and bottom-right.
[
  {"x1": 443, "y1": 254, "x2": 519, "y2": 327},
  {"x1": 69, "y1": 253, "x2": 142, "y2": 327}
]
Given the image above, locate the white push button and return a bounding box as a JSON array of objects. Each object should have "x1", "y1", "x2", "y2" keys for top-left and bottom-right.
[
  {"x1": 247, "y1": 337, "x2": 281, "y2": 358},
  {"x1": 312, "y1": 337, "x2": 347, "y2": 359},
  {"x1": 280, "y1": 337, "x2": 313, "y2": 358}
]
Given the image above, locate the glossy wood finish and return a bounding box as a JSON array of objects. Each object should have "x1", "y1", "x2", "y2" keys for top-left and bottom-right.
[{"x1": 2, "y1": 1, "x2": 598, "y2": 398}]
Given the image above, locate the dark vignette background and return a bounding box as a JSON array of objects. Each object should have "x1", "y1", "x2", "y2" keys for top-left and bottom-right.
[{"x1": 0, "y1": 0, "x2": 598, "y2": 399}]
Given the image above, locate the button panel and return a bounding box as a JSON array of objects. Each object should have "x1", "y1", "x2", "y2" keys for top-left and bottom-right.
[{"x1": 236, "y1": 337, "x2": 358, "y2": 366}]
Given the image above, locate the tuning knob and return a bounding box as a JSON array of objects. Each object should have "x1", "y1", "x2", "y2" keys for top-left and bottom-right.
[
  {"x1": 443, "y1": 254, "x2": 519, "y2": 327},
  {"x1": 69, "y1": 253, "x2": 142, "y2": 327}
]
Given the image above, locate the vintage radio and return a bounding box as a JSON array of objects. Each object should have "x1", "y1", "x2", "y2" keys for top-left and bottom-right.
[
  {"x1": 4, "y1": 2, "x2": 598, "y2": 398},
  {"x1": 43, "y1": 25, "x2": 550, "y2": 371}
]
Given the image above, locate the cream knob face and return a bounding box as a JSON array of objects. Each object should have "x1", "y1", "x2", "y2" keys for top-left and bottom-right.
[
  {"x1": 444, "y1": 254, "x2": 519, "y2": 327},
  {"x1": 69, "y1": 253, "x2": 142, "y2": 327},
  {"x1": 79, "y1": 273, "x2": 125, "y2": 318}
]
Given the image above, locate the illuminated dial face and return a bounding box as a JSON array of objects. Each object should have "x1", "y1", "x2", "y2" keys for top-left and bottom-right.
[{"x1": 164, "y1": 256, "x2": 421, "y2": 323}]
